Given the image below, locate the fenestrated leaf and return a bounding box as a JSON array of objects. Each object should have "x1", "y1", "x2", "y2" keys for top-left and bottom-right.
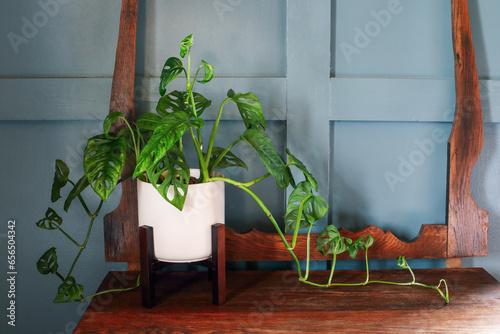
[
  {"x1": 196, "y1": 60, "x2": 214, "y2": 84},
  {"x1": 156, "y1": 90, "x2": 211, "y2": 117},
  {"x1": 284, "y1": 181, "x2": 328, "y2": 233},
  {"x1": 316, "y1": 225, "x2": 351, "y2": 256},
  {"x1": 36, "y1": 208, "x2": 62, "y2": 230},
  {"x1": 134, "y1": 113, "x2": 203, "y2": 179},
  {"x1": 286, "y1": 149, "x2": 318, "y2": 192},
  {"x1": 53, "y1": 276, "x2": 84, "y2": 303},
  {"x1": 51, "y1": 160, "x2": 70, "y2": 202},
  {"x1": 84, "y1": 134, "x2": 126, "y2": 201},
  {"x1": 135, "y1": 113, "x2": 162, "y2": 131},
  {"x1": 160, "y1": 57, "x2": 184, "y2": 96},
  {"x1": 348, "y1": 235, "x2": 374, "y2": 259},
  {"x1": 64, "y1": 174, "x2": 90, "y2": 212},
  {"x1": 207, "y1": 147, "x2": 248, "y2": 172},
  {"x1": 146, "y1": 145, "x2": 190, "y2": 211},
  {"x1": 37, "y1": 247, "x2": 58, "y2": 275},
  {"x1": 103, "y1": 111, "x2": 126, "y2": 138},
  {"x1": 180, "y1": 34, "x2": 193, "y2": 58},
  {"x1": 241, "y1": 128, "x2": 290, "y2": 189},
  {"x1": 228, "y1": 90, "x2": 266, "y2": 130}
]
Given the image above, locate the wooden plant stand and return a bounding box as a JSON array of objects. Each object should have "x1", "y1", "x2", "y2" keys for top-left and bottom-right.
[{"x1": 139, "y1": 224, "x2": 226, "y2": 307}]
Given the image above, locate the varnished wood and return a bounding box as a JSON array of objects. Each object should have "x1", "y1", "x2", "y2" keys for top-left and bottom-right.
[
  {"x1": 226, "y1": 224, "x2": 447, "y2": 262},
  {"x1": 447, "y1": 0, "x2": 489, "y2": 257},
  {"x1": 76, "y1": 269, "x2": 500, "y2": 333},
  {"x1": 445, "y1": 257, "x2": 462, "y2": 269},
  {"x1": 103, "y1": 0, "x2": 139, "y2": 269}
]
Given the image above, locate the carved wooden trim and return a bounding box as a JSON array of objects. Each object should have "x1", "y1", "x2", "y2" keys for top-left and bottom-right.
[
  {"x1": 103, "y1": 0, "x2": 140, "y2": 269},
  {"x1": 225, "y1": 224, "x2": 447, "y2": 262},
  {"x1": 447, "y1": 0, "x2": 489, "y2": 258}
]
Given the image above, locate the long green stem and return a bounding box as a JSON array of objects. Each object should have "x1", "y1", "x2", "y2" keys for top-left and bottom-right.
[
  {"x1": 303, "y1": 224, "x2": 313, "y2": 281},
  {"x1": 56, "y1": 225, "x2": 82, "y2": 248},
  {"x1": 66, "y1": 200, "x2": 103, "y2": 279},
  {"x1": 205, "y1": 98, "x2": 231, "y2": 167},
  {"x1": 327, "y1": 253, "x2": 337, "y2": 286},
  {"x1": 79, "y1": 275, "x2": 141, "y2": 302},
  {"x1": 210, "y1": 176, "x2": 303, "y2": 278},
  {"x1": 291, "y1": 195, "x2": 312, "y2": 249},
  {"x1": 190, "y1": 128, "x2": 209, "y2": 181}
]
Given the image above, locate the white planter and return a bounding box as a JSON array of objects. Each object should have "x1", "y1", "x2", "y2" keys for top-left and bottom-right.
[{"x1": 137, "y1": 170, "x2": 224, "y2": 263}]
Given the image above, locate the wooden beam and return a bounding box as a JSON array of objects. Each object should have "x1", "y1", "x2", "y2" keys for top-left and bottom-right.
[{"x1": 447, "y1": 0, "x2": 489, "y2": 258}]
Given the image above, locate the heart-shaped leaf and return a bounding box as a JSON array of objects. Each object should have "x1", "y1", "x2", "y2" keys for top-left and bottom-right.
[
  {"x1": 84, "y1": 134, "x2": 126, "y2": 201},
  {"x1": 103, "y1": 111, "x2": 126, "y2": 138},
  {"x1": 284, "y1": 181, "x2": 328, "y2": 233},
  {"x1": 228, "y1": 90, "x2": 266, "y2": 130},
  {"x1": 241, "y1": 128, "x2": 290, "y2": 189},
  {"x1": 51, "y1": 160, "x2": 70, "y2": 202},
  {"x1": 53, "y1": 276, "x2": 84, "y2": 303},
  {"x1": 286, "y1": 149, "x2": 318, "y2": 192},
  {"x1": 36, "y1": 208, "x2": 62, "y2": 230},
  {"x1": 156, "y1": 90, "x2": 211, "y2": 117},
  {"x1": 180, "y1": 34, "x2": 193, "y2": 58},
  {"x1": 197, "y1": 60, "x2": 214, "y2": 84},
  {"x1": 146, "y1": 145, "x2": 190, "y2": 211},
  {"x1": 159, "y1": 57, "x2": 185, "y2": 96},
  {"x1": 134, "y1": 113, "x2": 203, "y2": 179},
  {"x1": 64, "y1": 174, "x2": 90, "y2": 212},
  {"x1": 37, "y1": 247, "x2": 58, "y2": 275},
  {"x1": 207, "y1": 147, "x2": 248, "y2": 172},
  {"x1": 317, "y1": 225, "x2": 351, "y2": 256}
]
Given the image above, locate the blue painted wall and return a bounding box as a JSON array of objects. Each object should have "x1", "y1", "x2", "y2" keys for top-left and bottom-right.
[{"x1": 1, "y1": 0, "x2": 499, "y2": 332}]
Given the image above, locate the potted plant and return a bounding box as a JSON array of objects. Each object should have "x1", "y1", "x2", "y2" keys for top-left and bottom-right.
[{"x1": 36, "y1": 35, "x2": 449, "y2": 304}]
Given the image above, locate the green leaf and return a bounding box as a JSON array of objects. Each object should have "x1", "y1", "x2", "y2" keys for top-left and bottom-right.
[
  {"x1": 64, "y1": 174, "x2": 90, "y2": 212},
  {"x1": 286, "y1": 149, "x2": 318, "y2": 192},
  {"x1": 316, "y1": 225, "x2": 351, "y2": 256},
  {"x1": 241, "y1": 129, "x2": 291, "y2": 189},
  {"x1": 397, "y1": 256, "x2": 409, "y2": 269},
  {"x1": 156, "y1": 90, "x2": 211, "y2": 117},
  {"x1": 51, "y1": 160, "x2": 70, "y2": 202},
  {"x1": 53, "y1": 276, "x2": 84, "y2": 303},
  {"x1": 103, "y1": 111, "x2": 126, "y2": 137},
  {"x1": 135, "y1": 113, "x2": 162, "y2": 131},
  {"x1": 84, "y1": 134, "x2": 126, "y2": 201},
  {"x1": 159, "y1": 57, "x2": 184, "y2": 96},
  {"x1": 207, "y1": 147, "x2": 248, "y2": 172},
  {"x1": 180, "y1": 34, "x2": 193, "y2": 58},
  {"x1": 197, "y1": 60, "x2": 214, "y2": 84},
  {"x1": 228, "y1": 91, "x2": 266, "y2": 130},
  {"x1": 36, "y1": 208, "x2": 62, "y2": 230},
  {"x1": 134, "y1": 113, "x2": 203, "y2": 178},
  {"x1": 284, "y1": 181, "x2": 328, "y2": 233},
  {"x1": 37, "y1": 247, "x2": 58, "y2": 275},
  {"x1": 146, "y1": 145, "x2": 190, "y2": 211}
]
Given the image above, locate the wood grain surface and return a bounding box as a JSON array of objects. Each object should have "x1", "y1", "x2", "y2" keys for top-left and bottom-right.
[
  {"x1": 76, "y1": 269, "x2": 500, "y2": 333},
  {"x1": 447, "y1": 0, "x2": 489, "y2": 258}
]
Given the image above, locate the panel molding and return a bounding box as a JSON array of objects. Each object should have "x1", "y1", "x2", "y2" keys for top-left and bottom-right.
[
  {"x1": 331, "y1": 77, "x2": 500, "y2": 122},
  {"x1": 0, "y1": 77, "x2": 287, "y2": 121}
]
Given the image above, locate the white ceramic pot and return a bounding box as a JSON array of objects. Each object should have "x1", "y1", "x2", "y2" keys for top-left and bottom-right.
[{"x1": 137, "y1": 170, "x2": 224, "y2": 262}]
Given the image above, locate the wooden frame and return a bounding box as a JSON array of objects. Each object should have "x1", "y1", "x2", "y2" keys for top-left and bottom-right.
[{"x1": 104, "y1": 0, "x2": 488, "y2": 270}]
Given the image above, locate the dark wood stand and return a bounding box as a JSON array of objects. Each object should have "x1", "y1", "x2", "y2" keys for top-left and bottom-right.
[{"x1": 139, "y1": 223, "x2": 226, "y2": 307}]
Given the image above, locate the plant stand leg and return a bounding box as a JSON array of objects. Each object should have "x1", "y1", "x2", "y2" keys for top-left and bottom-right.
[
  {"x1": 140, "y1": 225, "x2": 155, "y2": 308},
  {"x1": 211, "y1": 223, "x2": 226, "y2": 305}
]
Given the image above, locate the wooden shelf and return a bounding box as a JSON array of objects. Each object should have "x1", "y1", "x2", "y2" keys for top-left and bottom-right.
[{"x1": 76, "y1": 268, "x2": 500, "y2": 333}]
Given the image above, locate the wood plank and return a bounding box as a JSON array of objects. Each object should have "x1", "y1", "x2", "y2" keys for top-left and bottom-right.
[
  {"x1": 75, "y1": 269, "x2": 500, "y2": 333},
  {"x1": 447, "y1": 0, "x2": 489, "y2": 258},
  {"x1": 103, "y1": 0, "x2": 139, "y2": 269},
  {"x1": 225, "y1": 224, "x2": 447, "y2": 262}
]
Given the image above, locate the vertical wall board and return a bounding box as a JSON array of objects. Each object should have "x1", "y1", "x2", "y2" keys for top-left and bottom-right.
[
  {"x1": 286, "y1": 0, "x2": 331, "y2": 232},
  {"x1": 334, "y1": 0, "x2": 453, "y2": 78}
]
